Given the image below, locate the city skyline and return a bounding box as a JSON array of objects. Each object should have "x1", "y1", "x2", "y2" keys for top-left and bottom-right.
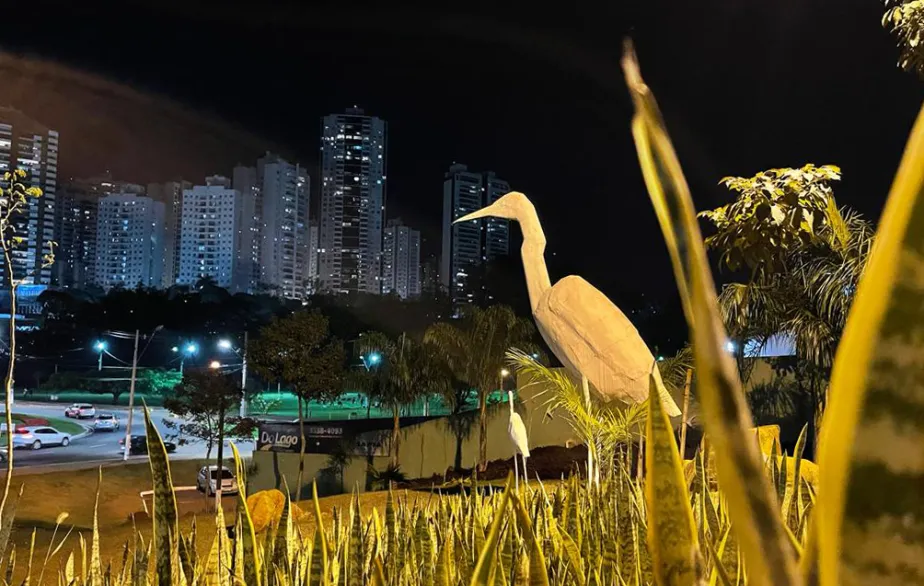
[{"x1": 14, "y1": 106, "x2": 454, "y2": 301}]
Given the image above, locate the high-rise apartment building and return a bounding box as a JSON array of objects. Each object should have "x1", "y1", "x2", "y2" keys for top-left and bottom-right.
[
  {"x1": 95, "y1": 193, "x2": 164, "y2": 290},
  {"x1": 57, "y1": 174, "x2": 145, "y2": 288},
  {"x1": 260, "y1": 155, "x2": 309, "y2": 300},
  {"x1": 147, "y1": 179, "x2": 191, "y2": 288},
  {"x1": 483, "y1": 172, "x2": 511, "y2": 260},
  {"x1": 177, "y1": 177, "x2": 244, "y2": 290},
  {"x1": 381, "y1": 219, "x2": 421, "y2": 299},
  {"x1": 307, "y1": 221, "x2": 319, "y2": 294},
  {"x1": 441, "y1": 164, "x2": 512, "y2": 307},
  {"x1": 231, "y1": 164, "x2": 261, "y2": 291},
  {"x1": 318, "y1": 108, "x2": 387, "y2": 295},
  {"x1": 0, "y1": 108, "x2": 59, "y2": 286}
]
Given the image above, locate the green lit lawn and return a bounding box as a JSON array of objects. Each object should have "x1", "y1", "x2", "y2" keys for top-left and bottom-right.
[
  {"x1": 19, "y1": 389, "x2": 504, "y2": 421},
  {"x1": 0, "y1": 413, "x2": 86, "y2": 442}
]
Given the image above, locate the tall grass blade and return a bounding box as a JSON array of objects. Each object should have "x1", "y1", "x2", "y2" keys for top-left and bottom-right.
[
  {"x1": 645, "y1": 370, "x2": 703, "y2": 585},
  {"x1": 816, "y1": 99, "x2": 924, "y2": 586},
  {"x1": 622, "y1": 42, "x2": 800, "y2": 586},
  {"x1": 231, "y1": 443, "x2": 261, "y2": 586},
  {"x1": 470, "y1": 475, "x2": 513, "y2": 586},
  {"x1": 143, "y1": 404, "x2": 180, "y2": 586}
]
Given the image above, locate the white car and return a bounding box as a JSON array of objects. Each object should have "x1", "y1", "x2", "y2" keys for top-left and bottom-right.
[
  {"x1": 12, "y1": 426, "x2": 70, "y2": 450},
  {"x1": 93, "y1": 413, "x2": 120, "y2": 431},
  {"x1": 196, "y1": 466, "x2": 238, "y2": 496},
  {"x1": 64, "y1": 404, "x2": 96, "y2": 419}
]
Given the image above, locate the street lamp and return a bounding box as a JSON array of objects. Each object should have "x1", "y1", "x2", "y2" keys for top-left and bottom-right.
[
  {"x1": 174, "y1": 342, "x2": 198, "y2": 374},
  {"x1": 217, "y1": 334, "x2": 249, "y2": 417},
  {"x1": 93, "y1": 340, "x2": 107, "y2": 371},
  {"x1": 499, "y1": 367, "x2": 510, "y2": 394},
  {"x1": 209, "y1": 360, "x2": 222, "y2": 370}
]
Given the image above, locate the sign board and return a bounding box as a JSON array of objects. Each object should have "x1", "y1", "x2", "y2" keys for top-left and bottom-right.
[{"x1": 257, "y1": 422, "x2": 389, "y2": 456}]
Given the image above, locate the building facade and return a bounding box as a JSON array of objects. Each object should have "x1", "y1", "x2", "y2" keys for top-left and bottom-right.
[
  {"x1": 95, "y1": 193, "x2": 164, "y2": 289},
  {"x1": 177, "y1": 178, "x2": 243, "y2": 290},
  {"x1": 260, "y1": 155, "x2": 309, "y2": 299},
  {"x1": 0, "y1": 109, "x2": 59, "y2": 286},
  {"x1": 441, "y1": 164, "x2": 511, "y2": 308},
  {"x1": 147, "y1": 180, "x2": 191, "y2": 288},
  {"x1": 307, "y1": 221, "x2": 319, "y2": 295},
  {"x1": 318, "y1": 108, "x2": 387, "y2": 295},
  {"x1": 381, "y1": 219, "x2": 421, "y2": 299}
]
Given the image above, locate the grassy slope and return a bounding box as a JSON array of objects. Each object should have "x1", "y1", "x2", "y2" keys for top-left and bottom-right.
[{"x1": 6, "y1": 459, "x2": 431, "y2": 584}]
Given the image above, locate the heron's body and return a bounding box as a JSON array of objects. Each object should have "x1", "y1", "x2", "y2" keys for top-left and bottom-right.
[
  {"x1": 456, "y1": 192, "x2": 680, "y2": 417},
  {"x1": 508, "y1": 411, "x2": 530, "y2": 459},
  {"x1": 506, "y1": 391, "x2": 530, "y2": 489}
]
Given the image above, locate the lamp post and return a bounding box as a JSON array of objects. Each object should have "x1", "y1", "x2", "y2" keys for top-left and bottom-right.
[
  {"x1": 217, "y1": 331, "x2": 249, "y2": 417},
  {"x1": 123, "y1": 326, "x2": 163, "y2": 462},
  {"x1": 360, "y1": 351, "x2": 382, "y2": 419},
  {"x1": 174, "y1": 343, "x2": 198, "y2": 375},
  {"x1": 499, "y1": 368, "x2": 510, "y2": 401},
  {"x1": 94, "y1": 340, "x2": 107, "y2": 371}
]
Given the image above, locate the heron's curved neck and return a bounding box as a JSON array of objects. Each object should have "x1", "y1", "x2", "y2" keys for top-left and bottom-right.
[{"x1": 518, "y1": 210, "x2": 552, "y2": 313}]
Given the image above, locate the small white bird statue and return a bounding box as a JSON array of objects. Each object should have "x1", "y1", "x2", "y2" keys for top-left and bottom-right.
[
  {"x1": 455, "y1": 192, "x2": 681, "y2": 418},
  {"x1": 507, "y1": 390, "x2": 530, "y2": 490}
]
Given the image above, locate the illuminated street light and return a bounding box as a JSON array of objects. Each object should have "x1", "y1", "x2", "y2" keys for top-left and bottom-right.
[
  {"x1": 209, "y1": 360, "x2": 221, "y2": 370},
  {"x1": 177, "y1": 342, "x2": 199, "y2": 375},
  {"x1": 217, "y1": 339, "x2": 233, "y2": 351},
  {"x1": 500, "y1": 368, "x2": 510, "y2": 377},
  {"x1": 368, "y1": 352, "x2": 381, "y2": 365},
  {"x1": 94, "y1": 340, "x2": 107, "y2": 371}
]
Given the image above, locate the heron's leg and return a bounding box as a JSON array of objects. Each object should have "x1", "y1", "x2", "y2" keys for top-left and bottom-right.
[
  {"x1": 522, "y1": 454, "x2": 529, "y2": 490},
  {"x1": 513, "y1": 450, "x2": 520, "y2": 492},
  {"x1": 582, "y1": 375, "x2": 595, "y2": 487}
]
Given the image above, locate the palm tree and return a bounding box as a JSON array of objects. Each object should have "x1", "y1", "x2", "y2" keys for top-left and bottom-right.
[
  {"x1": 425, "y1": 305, "x2": 538, "y2": 471},
  {"x1": 507, "y1": 348, "x2": 646, "y2": 482},
  {"x1": 717, "y1": 206, "x2": 873, "y2": 450},
  {"x1": 355, "y1": 331, "x2": 450, "y2": 466}
]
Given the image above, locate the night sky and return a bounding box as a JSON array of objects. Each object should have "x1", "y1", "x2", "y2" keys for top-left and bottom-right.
[{"x1": 0, "y1": 0, "x2": 920, "y2": 325}]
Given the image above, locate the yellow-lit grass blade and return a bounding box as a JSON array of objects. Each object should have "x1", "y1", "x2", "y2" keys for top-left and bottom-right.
[
  {"x1": 816, "y1": 99, "x2": 924, "y2": 586},
  {"x1": 143, "y1": 403, "x2": 181, "y2": 586},
  {"x1": 311, "y1": 480, "x2": 329, "y2": 584},
  {"x1": 231, "y1": 443, "x2": 261, "y2": 586},
  {"x1": 511, "y1": 491, "x2": 551, "y2": 586},
  {"x1": 470, "y1": 474, "x2": 513, "y2": 586},
  {"x1": 90, "y1": 467, "x2": 103, "y2": 586},
  {"x1": 622, "y1": 42, "x2": 800, "y2": 586},
  {"x1": 645, "y1": 370, "x2": 703, "y2": 586}
]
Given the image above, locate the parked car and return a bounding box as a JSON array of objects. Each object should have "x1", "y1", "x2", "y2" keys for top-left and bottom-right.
[
  {"x1": 120, "y1": 435, "x2": 176, "y2": 456},
  {"x1": 64, "y1": 404, "x2": 96, "y2": 419},
  {"x1": 93, "y1": 413, "x2": 120, "y2": 431},
  {"x1": 196, "y1": 465, "x2": 238, "y2": 496},
  {"x1": 12, "y1": 426, "x2": 70, "y2": 450}
]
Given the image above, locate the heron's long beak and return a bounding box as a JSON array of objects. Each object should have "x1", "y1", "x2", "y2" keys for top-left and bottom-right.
[{"x1": 453, "y1": 204, "x2": 496, "y2": 224}]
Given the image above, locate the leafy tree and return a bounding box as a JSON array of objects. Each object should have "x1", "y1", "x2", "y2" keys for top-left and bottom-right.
[
  {"x1": 701, "y1": 165, "x2": 874, "y2": 453},
  {"x1": 0, "y1": 170, "x2": 55, "y2": 534},
  {"x1": 425, "y1": 305, "x2": 537, "y2": 471},
  {"x1": 249, "y1": 310, "x2": 345, "y2": 497},
  {"x1": 699, "y1": 164, "x2": 843, "y2": 275},
  {"x1": 883, "y1": 0, "x2": 924, "y2": 77},
  {"x1": 163, "y1": 370, "x2": 253, "y2": 474}
]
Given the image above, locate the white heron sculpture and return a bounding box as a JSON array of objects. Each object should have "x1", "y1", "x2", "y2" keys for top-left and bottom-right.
[
  {"x1": 456, "y1": 192, "x2": 681, "y2": 418},
  {"x1": 507, "y1": 390, "x2": 530, "y2": 490}
]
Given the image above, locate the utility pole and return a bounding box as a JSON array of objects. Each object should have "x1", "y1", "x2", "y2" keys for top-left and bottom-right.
[
  {"x1": 122, "y1": 329, "x2": 140, "y2": 461},
  {"x1": 239, "y1": 331, "x2": 249, "y2": 417}
]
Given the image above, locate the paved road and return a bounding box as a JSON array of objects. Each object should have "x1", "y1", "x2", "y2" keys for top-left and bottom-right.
[{"x1": 2, "y1": 402, "x2": 254, "y2": 469}]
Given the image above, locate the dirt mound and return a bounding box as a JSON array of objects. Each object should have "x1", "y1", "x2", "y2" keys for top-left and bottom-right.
[{"x1": 409, "y1": 445, "x2": 589, "y2": 487}]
